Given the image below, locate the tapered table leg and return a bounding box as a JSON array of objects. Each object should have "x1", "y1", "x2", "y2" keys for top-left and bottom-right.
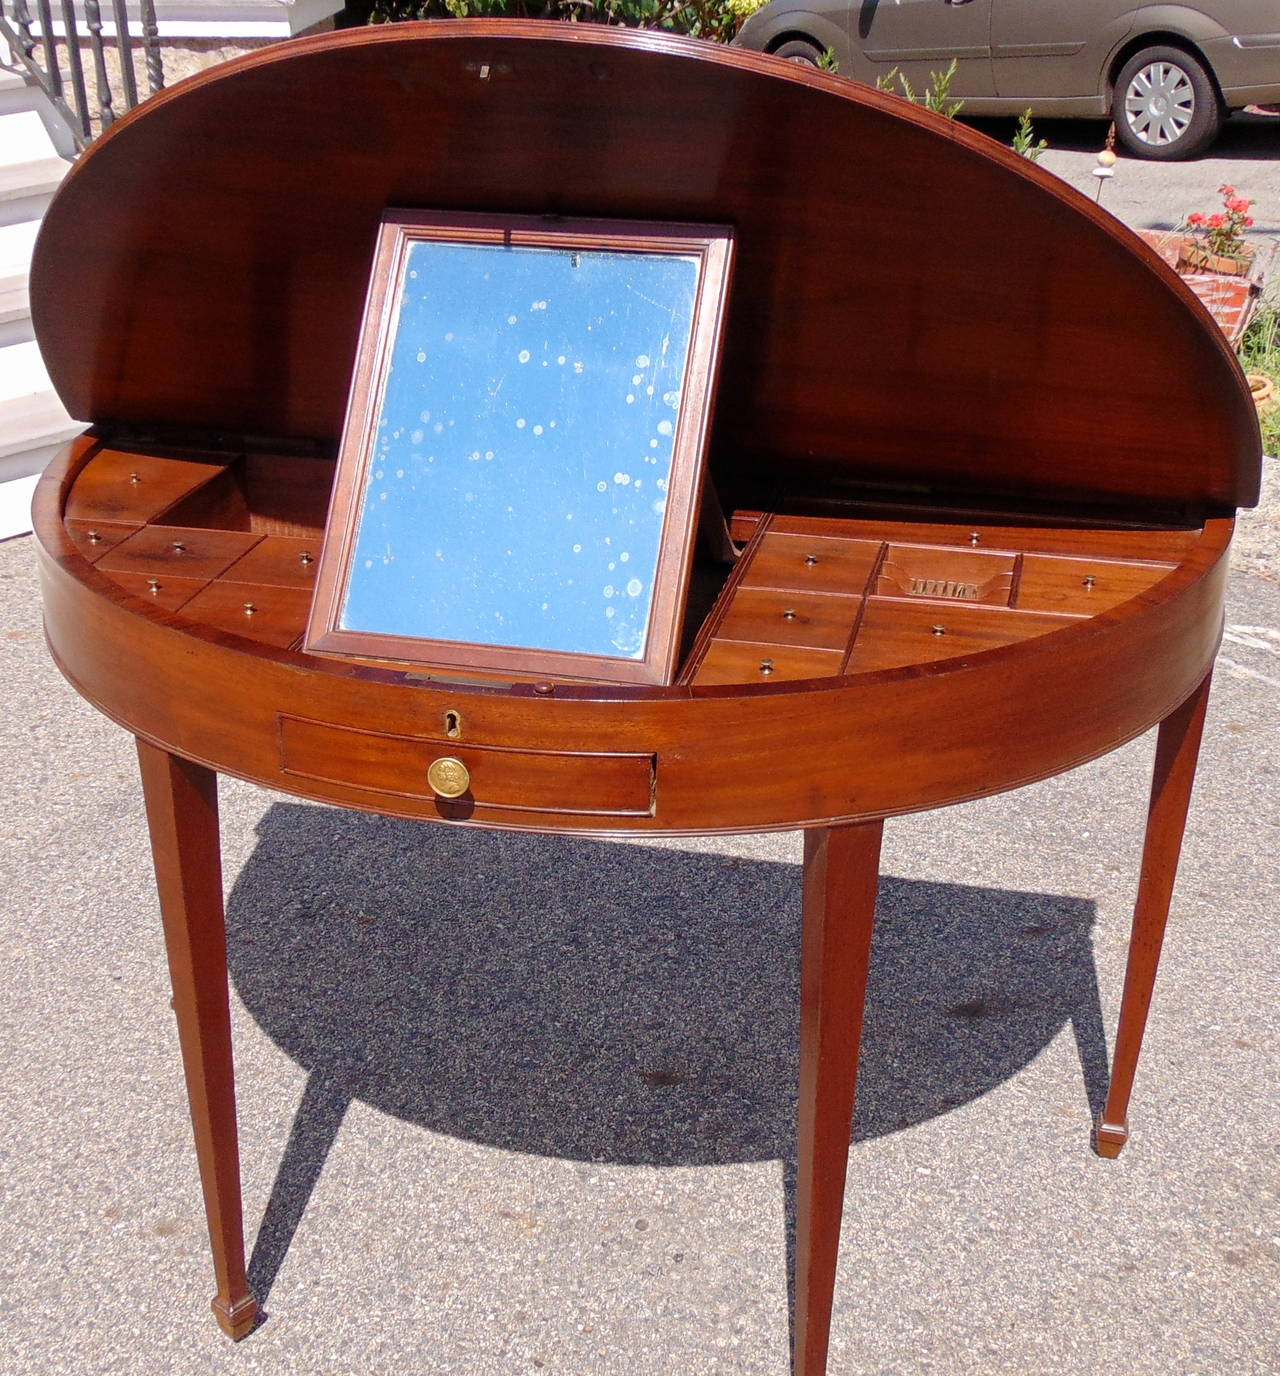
[
  {"x1": 794, "y1": 821, "x2": 883, "y2": 1376},
  {"x1": 137, "y1": 740, "x2": 259, "y2": 1338},
  {"x1": 1095, "y1": 671, "x2": 1212, "y2": 1159}
]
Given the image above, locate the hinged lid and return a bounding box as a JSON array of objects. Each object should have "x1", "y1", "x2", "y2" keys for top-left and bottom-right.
[{"x1": 32, "y1": 21, "x2": 1261, "y2": 514}]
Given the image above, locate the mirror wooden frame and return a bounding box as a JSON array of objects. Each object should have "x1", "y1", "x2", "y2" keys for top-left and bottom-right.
[{"x1": 306, "y1": 210, "x2": 734, "y2": 684}]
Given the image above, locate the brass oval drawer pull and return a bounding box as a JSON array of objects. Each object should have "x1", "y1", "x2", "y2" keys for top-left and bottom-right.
[{"x1": 427, "y1": 756, "x2": 470, "y2": 798}]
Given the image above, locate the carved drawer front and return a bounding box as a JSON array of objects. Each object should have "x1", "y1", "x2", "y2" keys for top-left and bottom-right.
[
  {"x1": 64, "y1": 449, "x2": 233, "y2": 524},
  {"x1": 690, "y1": 639, "x2": 846, "y2": 686},
  {"x1": 1014, "y1": 555, "x2": 1172, "y2": 615},
  {"x1": 179, "y1": 583, "x2": 313, "y2": 648},
  {"x1": 715, "y1": 587, "x2": 862, "y2": 652},
  {"x1": 278, "y1": 717, "x2": 656, "y2": 818},
  {"x1": 97, "y1": 526, "x2": 263, "y2": 581},
  {"x1": 740, "y1": 533, "x2": 881, "y2": 596},
  {"x1": 876, "y1": 544, "x2": 1016, "y2": 606},
  {"x1": 846, "y1": 601, "x2": 1077, "y2": 673},
  {"x1": 219, "y1": 535, "x2": 321, "y2": 589}
]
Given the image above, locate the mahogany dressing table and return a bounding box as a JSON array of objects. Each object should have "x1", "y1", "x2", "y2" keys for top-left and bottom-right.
[{"x1": 30, "y1": 23, "x2": 1261, "y2": 1375}]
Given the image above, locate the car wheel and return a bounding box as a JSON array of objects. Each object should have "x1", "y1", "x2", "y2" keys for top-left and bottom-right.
[
  {"x1": 771, "y1": 39, "x2": 826, "y2": 70},
  {"x1": 1113, "y1": 45, "x2": 1222, "y2": 160}
]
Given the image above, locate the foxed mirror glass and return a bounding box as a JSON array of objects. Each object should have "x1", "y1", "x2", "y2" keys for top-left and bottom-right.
[{"x1": 307, "y1": 212, "x2": 734, "y2": 684}]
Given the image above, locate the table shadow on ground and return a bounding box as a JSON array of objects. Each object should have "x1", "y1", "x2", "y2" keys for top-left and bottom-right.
[{"x1": 225, "y1": 804, "x2": 1110, "y2": 1306}]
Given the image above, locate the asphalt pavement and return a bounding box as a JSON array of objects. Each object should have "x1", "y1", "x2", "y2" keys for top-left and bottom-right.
[
  {"x1": 967, "y1": 109, "x2": 1280, "y2": 256},
  {"x1": 2, "y1": 117, "x2": 1278, "y2": 1376}
]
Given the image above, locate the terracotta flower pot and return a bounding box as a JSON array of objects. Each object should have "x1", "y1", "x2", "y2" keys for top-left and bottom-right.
[
  {"x1": 1177, "y1": 241, "x2": 1255, "y2": 276},
  {"x1": 1247, "y1": 373, "x2": 1276, "y2": 410}
]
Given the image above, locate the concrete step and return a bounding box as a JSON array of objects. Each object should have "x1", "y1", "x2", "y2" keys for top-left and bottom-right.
[
  {"x1": 0, "y1": 338, "x2": 80, "y2": 456},
  {"x1": 0, "y1": 468, "x2": 41, "y2": 542},
  {"x1": 0, "y1": 109, "x2": 67, "y2": 226},
  {"x1": 0, "y1": 336, "x2": 81, "y2": 541},
  {"x1": 0, "y1": 217, "x2": 40, "y2": 329},
  {"x1": 1, "y1": 40, "x2": 81, "y2": 157},
  {"x1": 0, "y1": 336, "x2": 83, "y2": 538},
  {"x1": 0, "y1": 75, "x2": 77, "y2": 536}
]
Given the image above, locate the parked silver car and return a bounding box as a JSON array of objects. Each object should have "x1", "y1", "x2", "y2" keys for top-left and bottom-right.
[{"x1": 734, "y1": 0, "x2": 1280, "y2": 159}]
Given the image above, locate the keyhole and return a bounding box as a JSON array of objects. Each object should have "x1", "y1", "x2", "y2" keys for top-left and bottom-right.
[{"x1": 444, "y1": 710, "x2": 463, "y2": 740}]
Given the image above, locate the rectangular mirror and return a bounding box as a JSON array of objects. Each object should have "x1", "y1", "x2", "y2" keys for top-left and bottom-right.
[{"x1": 307, "y1": 211, "x2": 734, "y2": 684}]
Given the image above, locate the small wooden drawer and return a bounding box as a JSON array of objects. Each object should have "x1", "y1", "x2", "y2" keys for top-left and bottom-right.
[
  {"x1": 278, "y1": 716, "x2": 656, "y2": 818},
  {"x1": 846, "y1": 600, "x2": 1076, "y2": 673},
  {"x1": 64, "y1": 449, "x2": 233, "y2": 524},
  {"x1": 689, "y1": 639, "x2": 846, "y2": 686},
  {"x1": 219, "y1": 535, "x2": 320, "y2": 589},
  {"x1": 876, "y1": 545, "x2": 1015, "y2": 606},
  {"x1": 740, "y1": 533, "x2": 881, "y2": 596},
  {"x1": 1014, "y1": 555, "x2": 1172, "y2": 615},
  {"x1": 97, "y1": 526, "x2": 263, "y2": 582},
  {"x1": 64, "y1": 519, "x2": 141, "y2": 563},
  {"x1": 715, "y1": 587, "x2": 861, "y2": 652},
  {"x1": 179, "y1": 582, "x2": 312, "y2": 647},
  {"x1": 105, "y1": 570, "x2": 210, "y2": 612}
]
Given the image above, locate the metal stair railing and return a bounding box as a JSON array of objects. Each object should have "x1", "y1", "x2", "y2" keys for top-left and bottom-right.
[{"x1": 0, "y1": 0, "x2": 163, "y2": 150}]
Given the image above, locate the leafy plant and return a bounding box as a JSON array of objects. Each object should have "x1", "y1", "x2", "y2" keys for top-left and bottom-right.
[
  {"x1": 368, "y1": 0, "x2": 764, "y2": 41},
  {"x1": 1012, "y1": 109, "x2": 1047, "y2": 161},
  {"x1": 1182, "y1": 185, "x2": 1256, "y2": 265},
  {"x1": 874, "y1": 58, "x2": 963, "y2": 118},
  {"x1": 1239, "y1": 291, "x2": 1280, "y2": 456},
  {"x1": 818, "y1": 46, "x2": 839, "y2": 73}
]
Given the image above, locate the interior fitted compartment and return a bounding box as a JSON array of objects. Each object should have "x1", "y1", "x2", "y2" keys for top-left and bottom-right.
[
  {"x1": 679, "y1": 511, "x2": 1185, "y2": 686},
  {"x1": 156, "y1": 451, "x2": 336, "y2": 536},
  {"x1": 66, "y1": 443, "x2": 1192, "y2": 682}
]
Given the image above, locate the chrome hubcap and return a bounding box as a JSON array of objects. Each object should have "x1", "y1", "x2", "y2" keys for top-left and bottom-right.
[{"x1": 1125, "y1": 62, "x2": 1194, "y2": 145}]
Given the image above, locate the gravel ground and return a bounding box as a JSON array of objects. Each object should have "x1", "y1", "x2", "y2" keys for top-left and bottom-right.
[{"x1": 1235, "y1": 449, "x2": 1280, "y2": 584}]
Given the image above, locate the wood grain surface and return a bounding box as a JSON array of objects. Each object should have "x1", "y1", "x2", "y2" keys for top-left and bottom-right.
[{"x1": 31, "y1": 23, "x2": 1260, "y2": 513}]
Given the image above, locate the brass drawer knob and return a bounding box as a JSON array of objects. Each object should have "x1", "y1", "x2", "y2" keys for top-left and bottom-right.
[{"x1": 427, "y1": 756, "x2": 470, "y2": 799}]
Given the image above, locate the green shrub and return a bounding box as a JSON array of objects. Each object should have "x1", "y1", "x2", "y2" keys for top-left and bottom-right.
[
  {"x1": 367, "y1": 0, "x2": 769, "y2": 41},
  {"x1": 1239, "y1": 292, "x2": 1280, "y2": 457},
  {"x1": 874, "y1": 57, "x2": 963, "y2": 118}
]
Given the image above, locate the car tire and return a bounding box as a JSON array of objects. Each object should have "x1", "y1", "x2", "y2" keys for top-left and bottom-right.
[
  {"x1": 1112, "y1": 45, "x2": 1222, "y2": 160},
  {"x1": 771, "y1": 39, "x2": 826, "y2": 70}
]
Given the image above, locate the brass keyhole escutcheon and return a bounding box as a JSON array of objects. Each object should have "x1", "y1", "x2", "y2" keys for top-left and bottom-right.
[
  {"x1": 782, "y1": 608, "x2": 797, "y2": 621},
  {"x1": 428, "y1": 756, "x2": 470, "y2": 799},
  {"x1": 444, "y1": 709, "x2": 463, "y2": 740}
]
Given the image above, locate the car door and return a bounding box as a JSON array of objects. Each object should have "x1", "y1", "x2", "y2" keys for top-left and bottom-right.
[
  {"x1": 855, "y1": 0, "x2": 996, "y2": 99},
  {"x1": 991, "y1": 0, "x2": 1130, "y2": 101}
]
